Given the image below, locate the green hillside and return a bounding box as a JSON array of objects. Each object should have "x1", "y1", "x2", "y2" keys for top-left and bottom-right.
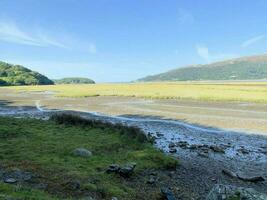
[
  {"x1": 0, "y1": 61, "x2": 54, "y2": 86},
  {"x1": 138, "y1": 54, "x2": 267, "y2": 81},
  {"x1": 54, "y1": 77, "x2": 95, "y2": 84}
]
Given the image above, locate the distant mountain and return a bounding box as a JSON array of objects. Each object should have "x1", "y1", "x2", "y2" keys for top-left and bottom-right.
[
  {"x1": 0, "y1": 61, "x2": 54, "y2": 86},
  {"x1": 138, "y1": 54, "x2": 267, "y2": 82},
  {"x1": 54, "y1": 77, "x2": 95, "y2": 84}
]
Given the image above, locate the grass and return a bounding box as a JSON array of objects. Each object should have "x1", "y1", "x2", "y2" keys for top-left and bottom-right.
[
  {"x1": 9, "y1": 81, "x2": 267, "y2": 103},
  {"x1": 0, "y1": 116, "x2": 177, "y2": 200}
]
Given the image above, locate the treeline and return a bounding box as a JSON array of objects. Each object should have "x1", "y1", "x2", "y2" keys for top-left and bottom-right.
[
  {"x1": 0, "y1": 61, "x2": 54, "y2": 86},
  {"x1": 54, "y1": 77, "x2": 95, "y2": 84}
]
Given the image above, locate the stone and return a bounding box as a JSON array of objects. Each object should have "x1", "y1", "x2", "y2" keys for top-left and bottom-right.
[
  {"x1": 147, "y1": 176, "x2": 156, "y2": 184},
  {"x1": 188, "y1": 144, "x2": 198, "y2": 150},
  {"x1": 238, "y1": 148, "x2": 249, "y2": 154},
  {"x1": 156, "y1": 133, "x2": 164, "y2": 137},
  {"x1": 168, "y1": 142, "x2": 176, "y2": 148},
  {"x1": 198, "y1": 152, "x2": 209, "y2": 158},
  {"x1": 161, "y1": 187, "x2": 176, "y2": 200},
  {"x1": 237, "y1": 172, "x2": 265, "y2": 182},
  {"x1": 176, "y1": 141, "x2": 188, "y2": 148},
  {"x1": 210, "y1": 145, "x2": 225, "y2": 153},
  {"x1": 73, "y1": 148, "x2": 92, "y2": 158},
  {"x1": 222, "y1": 169, "x2": 265, "y2": 182},
  {"x1": 65, "y1": 180, "x2": 81, "y2": 190},
  {"x1": 11, "y1": 169, "x2": 32, "y2": 181},
  {"x1": 106, "y1": 164, "x2": 120, "y2": 173},
  {"x1": 119, "y1": 163, "x2": 136, "y2": 177},
  {"x1": 169, "y1": 148, "x2": 177, "y2": 153},
  {"x1": 4, "y1": 178, "x2": 17, "y2": 184},
  {"x1": 206, "y1": 184, "x2": 267, "y2": 200},
  {"x1": 111, "y1": 197, "x2": 118, "y2": 200}
]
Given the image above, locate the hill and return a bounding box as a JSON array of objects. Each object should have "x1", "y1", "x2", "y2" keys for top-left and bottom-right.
[
  {"x1": 138, "y1": 54, "x2": 267, "y2": 81},
  {"x1": 54, "y1": 77, "x2": 95, "y2": 84},
  {"x1": 0, "y1": 61, "x2": 54, "y2": 86}
]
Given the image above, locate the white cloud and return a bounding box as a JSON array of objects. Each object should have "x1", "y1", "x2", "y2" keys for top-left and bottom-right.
[
  {"x1": 0, "y1": 19, "x2": 97, "y2": 54},
  {"x1": 0, "y1": 20, "x2": 68, "y2": 48},
  {"x1": 196, "y1": 45, "x2": 238, "y2": 63},
  {"x1": 241, "y1": 34, "x2": 267, "y2": 48},
  {"x1": 178, "y1": 9, "x2": 194, "y2": 24}
]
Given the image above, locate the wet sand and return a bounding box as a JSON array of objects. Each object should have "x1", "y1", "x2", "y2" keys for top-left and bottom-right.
[{"x1": 1, "y1": 88, "x2": 267, "y2": 134}]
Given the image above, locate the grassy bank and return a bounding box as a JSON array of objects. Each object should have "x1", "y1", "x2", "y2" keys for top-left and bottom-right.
[
  {"x1": 10, "y1": 82, "x2": 267, "y2": 103},
  {"x1": 0, "y1": 116, "x2": 177, "y2": 199}
]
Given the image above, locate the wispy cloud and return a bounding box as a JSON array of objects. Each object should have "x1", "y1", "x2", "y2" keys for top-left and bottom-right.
[
  {"x1": 0, "y1": 20, "x2": 68, "y2": 48},
  {"x1": 241, "y1": 34, "x2": 267, "y2": 48},
  {"x1": 178, "y1": 9, "x2": 194, "y2": 24},
  {"x1": 196, "y1": 45, "x2": 238, "y2": 63}
]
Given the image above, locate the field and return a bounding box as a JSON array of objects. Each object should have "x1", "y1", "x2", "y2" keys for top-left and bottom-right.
[
  {"x1": 11, "y1": 82, "x2": 267, "y2": 103},
  {"x1": 0, "y1": 115, "x2": 177, "y2": 200}
]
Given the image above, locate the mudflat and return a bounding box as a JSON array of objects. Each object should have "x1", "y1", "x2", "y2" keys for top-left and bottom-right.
[{"x1": 1, "y1": 87, "x2": 267, "y2": 134}]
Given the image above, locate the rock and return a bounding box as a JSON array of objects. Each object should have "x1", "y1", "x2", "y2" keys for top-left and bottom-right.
[
  {"x1": 106, "y1": 164, "x2": 120, "y2": 173},
  {"x1": 111, "y1": 197, "x2": 118, "y2": 200},
  {"x1": 65, "y1": 180, "x2": 81, "y2": 190},
  {"x1": 4, "y1": 178, "x2": 17, "y2": 184},
  {"x1": 119, "y1": 163, "x2": 136, "y2": 177},
  {"x1": 156, "y1": 133, "x2": 164, "y2": 137},
  {"x1": 147, "y1": 176, "x2": 156, "y2": 184},
  {"x1": 222, "y1": 169, "x2": 265, "y2": 182},
  {"x1": 188, "y1": 144, "x2": 198, "y2": 150},
  {"x1": 161, "y1": 187, "x2": 176, "y2": 200},
  {"x1": 237, "y1": 172, "x2": 265, "y2": 182},
  {"x1": 11, "y1": 169, "x2": 32, "y2": 182},
  {"x1": 198, "y1": 152, "x2": 209, "y2": 158},
  {"x1": 222, "y1": 169, "x2": 238, "y2": 179},
  {"x1": 73, "y1": 148, "x2": 92, "y2": 158},
  {"x1": 168, "y1": 142, "x2": 176, "y2": 148},
  {"x1": 206, "y1": 184, "x2": 267, "y2": 200},
  {"x1": 210, "y1": 145, "x2": 225, "y2": 153},
  {"x1": 238, "y1": 147, "x2": 249, "y2": 154},
  {"x1": 169, "y1": 148, "x2": 177, "y2": 153},
  {"x1": 176, "y1": 141, "x2": 188, "y2": 148}
]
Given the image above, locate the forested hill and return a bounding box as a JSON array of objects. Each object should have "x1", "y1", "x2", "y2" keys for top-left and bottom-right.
[
  {"x1": 0, "y1": 61, "x2": 54, "y2": 86},
  {"x1": 54, "y1": 77, "x2": 95, "y2": 84},
  {"x1": 138, "y1": 54, "x2": 267, "y2": 82}
]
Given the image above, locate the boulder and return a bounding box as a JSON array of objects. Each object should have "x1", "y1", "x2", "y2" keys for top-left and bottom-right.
[
  {"x1": 73, "y1": 148, "x2": 92, "y2": 158},
  {"x1": 206, "y1": 184, "x2": 267, "y2": 200},
  {"x1": 119, "y1": 163, "x2": 136, "y2": 177}
]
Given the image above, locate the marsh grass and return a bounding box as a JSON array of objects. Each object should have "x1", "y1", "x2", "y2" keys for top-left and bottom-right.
[
  {"x1": 0, "y1": 116, "x2": 177, "y2": 199},
  {"x1": 11, "y1": 81, "x2": 267, "y2": 103}
]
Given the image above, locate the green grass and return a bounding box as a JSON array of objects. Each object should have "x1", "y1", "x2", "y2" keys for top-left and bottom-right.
[
  {"x1": 10, "y1": 81, "x2": 267, "y2": 103},
  {"x1": 0, "y1": 116, "x2": 177, "y2": 199}
]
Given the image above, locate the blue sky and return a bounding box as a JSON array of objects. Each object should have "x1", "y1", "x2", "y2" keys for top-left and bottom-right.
[{"x1": 0, "y1": 0, "x2": 267, "y2": 82}]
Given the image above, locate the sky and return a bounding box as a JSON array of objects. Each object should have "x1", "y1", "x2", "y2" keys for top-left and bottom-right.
[{"x1": 0, "y1": 0, "x2": 267, "y2": 82}]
